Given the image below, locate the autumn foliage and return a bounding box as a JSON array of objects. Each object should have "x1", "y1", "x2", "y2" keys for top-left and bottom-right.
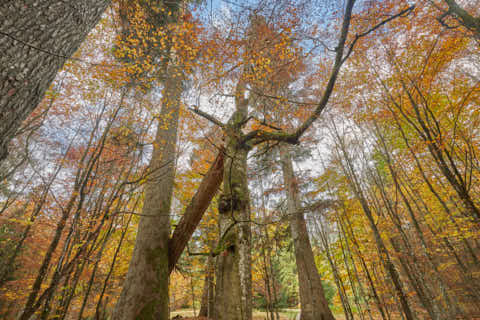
[{"x1": 0, "y1": 0, "x2": 479, "y2": 319}]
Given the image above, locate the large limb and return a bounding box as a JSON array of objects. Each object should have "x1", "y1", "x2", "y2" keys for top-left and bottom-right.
[
  {"x1": 243, "y1": 1, "x2": 415, "y2": 146},
  {"x1": 168, "y1": 150, "x2": 224, "y2": 273},
  {"x1": 241, "y1": 0, "x2": 356, "y2": 146}
]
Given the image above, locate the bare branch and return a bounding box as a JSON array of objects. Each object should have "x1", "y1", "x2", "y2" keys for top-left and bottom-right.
[
  {"x1": 189, "y1": 107, "x2": 226, "y2": 129},
  {"x1": 342, "y1": 5, "x2": 415, "y2": 64}
]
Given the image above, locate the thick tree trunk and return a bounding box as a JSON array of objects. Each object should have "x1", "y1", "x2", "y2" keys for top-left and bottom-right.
[
  {"x1": 215, "y1": 89, "x2": 252, "y2": 320},
  {"x1": 0, "y1": 0, "x2": 110, "y2": 161},
  {"x1": 112, "y1": 67, "x2": 182, "y2": 320},
  {"x1": 279, "y1": 144, "x2": 336, "y2": 320},
  {"x1": 215, "y1": 142, "x2": 251, "y2": 320}
]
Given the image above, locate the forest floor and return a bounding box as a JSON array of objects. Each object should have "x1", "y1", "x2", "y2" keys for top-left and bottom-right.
[
  {"x1": 170, "y1": 309, "x2": 299, "y2": 319},
  {"x1": 170, "y1": 309, "x2": 348, "y2": 319}
]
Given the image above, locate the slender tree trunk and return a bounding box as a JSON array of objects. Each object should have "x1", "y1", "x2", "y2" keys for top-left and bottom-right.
[
  {"x1": 314, "y1": 217, "x2": 353, "y2": 320},
  {"x1": 112, "y1": 65, "x2": 182, "y2": 320},
  {"x1": 57, "y1": 258, "x2": 87, "y2": 320},
  {"x1": 337, "y1": 217, "x2": 366, "y2": 320},
  {"x1": 96, "y1": 204, "x2": 136, "y2": 320},
  {"x1": 280, "y1": 144, "x2": 335, "y2": 320},
  {"x1": 0, "y1": 0, "x2": 110, "y2": 161},
  {"x1": 366, "y1": 168, "x2": 440, "y2": 320},
  {"x1": 348, "y1": 172, "x2": 414, "y2": 320},
  {"x1": 258, "y1": 176, "x2": 278, "y2": 320},
  {"x1": 259, "y1": 176, "x2": 280, "y2": 320},
  {"x1": 77, "y1": 221, "x2": 114, "y2": 320},
  {"x1": 337, "y1": 216, "x2": 374, "y2": 320},
  {"x1": 199, "y1": 244, "x2": 215, "y2": 318},
  {"x1": 20, "y1": 108, "x2": 115, "y2": 319},
  {"x1": 343, "y1": 215, "x2": 388, "y2": 320},
  {"x1": 332, "y1": 126, "x2": 415, "y2": 320}
]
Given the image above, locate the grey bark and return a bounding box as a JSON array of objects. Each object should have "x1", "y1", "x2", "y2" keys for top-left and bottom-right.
[
  {"x1": 279, "y1": 144, "x2": 335, "y2": 320},
  {"x1": 112, "y1": 66, "x2": 182, "y2": 320},
  {"x1": 0, "y1": 0, "x2": 110, "y2": 161}
]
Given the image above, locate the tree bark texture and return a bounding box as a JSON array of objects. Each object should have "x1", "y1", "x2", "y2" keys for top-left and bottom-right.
[
  {"x1": 0, "y1": 0, "x2": 110, "y2": 161},
  {"x1": 112, "y1": 67, "x2": 182, "y2": 320},
  {"x1": 279, "y1": 144, "x2": 336, "y2": 320}
]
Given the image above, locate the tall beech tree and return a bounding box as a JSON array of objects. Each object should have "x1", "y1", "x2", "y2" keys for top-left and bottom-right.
[
  {"x1": 112, "y1": 62, "x2": 183, "y2": 319},
  {"x1": 112, "y1": 2, "x2": 226, "y2": 319},
  {"x1": 280, "y1": 144, "x2": 335, "y2": 320}
]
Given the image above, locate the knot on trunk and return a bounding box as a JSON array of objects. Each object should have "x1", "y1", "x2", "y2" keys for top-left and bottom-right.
[{"x1": 218, "y1": 192, "x2": 246, "y2": 214}]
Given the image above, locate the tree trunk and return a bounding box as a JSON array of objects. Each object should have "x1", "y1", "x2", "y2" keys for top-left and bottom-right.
[
  {"x1": 215, "y1": 142, "x2": 251, "y2": 320},
  {"x1": 343, "y1": 215, "x2": 388, "y2": 320},
  {"x1": 332, "y1": 132, "x2": 416, "y2": 320},
  {"x1": 215, "y1": 87, "x2": 252, "y2": 320},
  {"x1": 0, "y1": 0, "x2": 110, "y2": 161},
  {"x1": 279, "y1": 144, "x2": 335, "y2": 320},
  {"x1": 199, "y1": 252, "x2": 215, "y2": 318},
  {"x1": 112, "y1": 66, "x2": 182, "y2": 320},
  {"x1": 19, "y1": 105, "x2": 118, "y2": 320},
  {"x1": 315, "y1": 217, "x2": 353, "y2": 320},
  {"x1": 96, "y1": 202, "x2": 136, "y2": 320}
]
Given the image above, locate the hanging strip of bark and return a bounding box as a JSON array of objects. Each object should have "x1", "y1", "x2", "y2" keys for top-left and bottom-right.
[{"x1": 168, "y1": 151, "x2": 224, "y2": 273}]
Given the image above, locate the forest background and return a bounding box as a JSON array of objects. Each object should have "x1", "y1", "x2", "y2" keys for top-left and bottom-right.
[{"x1": 0, "y1": 0, "x2": 479, "y2": 319}]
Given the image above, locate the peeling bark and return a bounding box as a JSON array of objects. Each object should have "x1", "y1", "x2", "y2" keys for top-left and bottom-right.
[{"x1": 168, "y1": 151, "x2": 224, "y2": 273}]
